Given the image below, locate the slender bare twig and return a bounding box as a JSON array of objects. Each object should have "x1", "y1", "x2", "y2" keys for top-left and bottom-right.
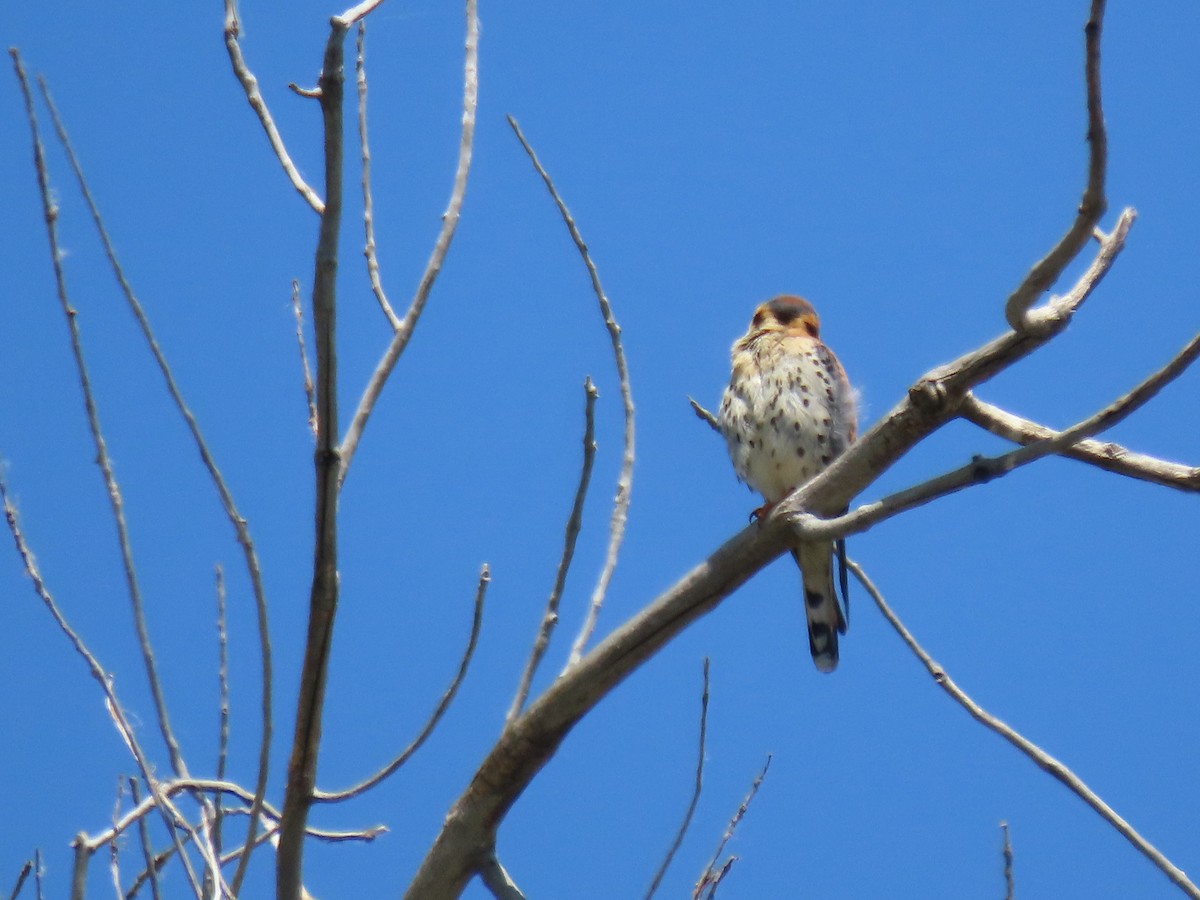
[
  {"x1": 507, "y1": 379, "x2": 599, "y2": 725},
  {"x1": 1004, "y1": 0, "x2": 1107, "y2": 331},
  {"x1": 356, "y1": 21, "x2": 401, "y2": 329},
  {"x1": 645, "y1": 659, "x2": 710, "y2": 899},
  {"x1": 276, "y1": 17, "x2": 349, "y2": 896},
  {"x1": 314, "y1": 564, "x2": 490, "y2": 802},
  {"x1": 849, "y1": 558, "x2": 1200, "y2": 899},
  {"x1": 34, "y1": 75, "x2": 274, "y2": 900},
  {"x1": 10, "y1": 50, "x2": 206, "y2": 897},
  {"x1": 478, "y1": 853, "x2": 526, "y2": 900},
  {"x1": 8, "y1": 859, "x2": 33, "y2": 900},
  {"x1": 505, "y1": 115, "x2": 636, "y2": 666},
  {"x1": 110, "y1": 780, "x2": 125, "y2": 898},
  {"x1": 688, "y1": 397, "x2": 721, "y2": 434},
  {"x1": 128, "y1": 779, "x2": 161, "y2": 900},
  {"x1": 221, "y1": 0, "x2": 324, "y2": 213},
  {"x1": 23, "y1": 67, "x2": 183, "y2": 782},
  {"x1": 792, "y1": 325, "x2": 1200, "y2": 545},
  {"x1": 212, "y1": 566, "x2": 230, "y2": 896},
  {"x1": 292, "y1": 280, "x2": 319, "y2": 438},
  {"x1": 337, "y1": 0, "x2": 479, "y2": 488},
  {"x1": 1001, "y1": 822, "x2": 1014, "y2": 900},
  {"x1": 694, "y1": 755, "x2": 772, "y2": 900},
  {"x1": 961, "y1": 394, "x2": 1200, "y2": 492},
  {"x1": 33, "y1": 850, "x2": 42, "y2": 900}
]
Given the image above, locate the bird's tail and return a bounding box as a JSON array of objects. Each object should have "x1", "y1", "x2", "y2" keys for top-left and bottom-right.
[{"x1": 793, "y1": 542, "x2": 848, "y2": 673}]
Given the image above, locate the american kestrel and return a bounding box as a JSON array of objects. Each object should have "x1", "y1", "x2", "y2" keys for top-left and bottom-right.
[{"x1": 718, "y1": 295, "x2": 858, "y2": 673}]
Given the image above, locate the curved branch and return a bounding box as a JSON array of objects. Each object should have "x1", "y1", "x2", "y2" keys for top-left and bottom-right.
[
  {"x1": 338, "y1": 0, "x2": 480, "y2": 486},
  {"x1": 1004, "y1": 0, "x2": 1108, "y2": 330},
  {"x1": 505, "y1": 116, "x2": 637, "y2": 666},
  {"x1": 313, "y1": 564, "x2": 489, "y2": 802},
  {"x1": 850, "y1": 559, "x2": 1200, "y2": 900},
  {"x1": 222, "y1": 0, "x2": 325, "y2": 214},
  {"x1": 960, "y1": 394, "x2": 1200, "y2": 492}
]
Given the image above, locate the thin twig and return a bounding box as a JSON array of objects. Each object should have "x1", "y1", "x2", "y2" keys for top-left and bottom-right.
[
  {"x1": 338, "y1": 0, "x2": 480, "y2": 487},
  {"x1": 478, "y1": 852, "x2": 526, "y2": 900},
  {"x1": 35, "y1": 75, "x2": 274, "y2": 900},
  {"x1": 1004, "y1": 0, "x2": 1108, "y2": 330},
  {"x1": 507, "y1": 379, "x2": 599, "y2": 725},
  {"x1": 694, "y1": 755, "x2": 771, "y2": 900},
  {"x1": 26, "y1": 68, "x2": 184, "y2": 782},
  {"x1": 8, "y1": 859, "x2": 33, "y2": 900},
  {"x1": 848, "y1": 558, "x2": 1200, "y2": 899},
  {"x1": 688, "y1": 397, "x2": 721, "y2": 434},
  {"x1": 505, "y1": 115, "x2": 636, "y2": 666},
  {"x1": 314, "y1": 564, "x2": 489, "y2": 802},
  {"x1": 356, "y1": 21, "x2": 401, "y2": 329},
  {"x1": 645, "y1": 658, "x2": 710, "y2": 899},
  {"x1": 1001, "y1": 821, "x2": 1014, "y2": 900},
  {"x1": 792, "y1": 326, "x2": 1200, "y2": 545},
  {"x1": 33, "y1": 850, "x2": 42, "y2": 900},
  {"x1": 128, "y1": 779, "x2": 161, "y2": 900},
  {"x1": 221, "y1": 0, "x2": 324, "y2": 213},
  {"x1": 292, "y1": 279, "x2": 319, "y2": 438},
  {"x1": 960, "y1": 393, "x2": 1200, "y2": 492},
  {"x1": 110, "y1": 779, "x2": 124, "y2": 899},
  {"x1": 10, "y1": 50, "x2": 206, "y2": 898},
  {"x1": 212, "y1": 565, "x2": 230, "y2": 894}
]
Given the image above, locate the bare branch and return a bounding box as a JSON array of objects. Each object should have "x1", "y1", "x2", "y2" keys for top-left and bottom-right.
[
  {"x1": 478, "y1": 853, "x2": 526, "y2": 900},
  {"x1": 221, "y1": 0, "x2": 324, "y2": 213},
  {"x1": 1004, "y1": 0, "x2": 1108, "y2": 331},
  {"x1": 688, "y1": 397, "x2": 722, "y2": 434},
  {"x1": 645, "y1": 658, "x2": 710, "y2": 899},
  {"x1": 110, "y1": 780, "x2": 124, "y2": 899},
  {"x1": 33, "y1": 73, "x2": 274, "y2": 900},
  {"x1": 794, "y1": 323, "x2": 1200, "y2": 544},
  {"x1": 128, "y1": 779, "x2": 162, "y2": 900},
  {"x1": 694, "y1": 755, "x2": 771, "y2": 900},
  {"x1": 338, "y1": 0, "x2": 480, "y2": 486},
  {"x1": 8, "y1": 858, "x2": 33, "y2": 900},
  {"x1": 849, "y1": 558, "x2": 1200, "y2": 900},
  {"x1": 355, "y1": 21, "x2": 401, "y2": 329},
  {"x1": 10, "y1": 50, "x2": 206, "y2": 897},
  {"x1": 961, "y1": 394, "x2": 1200, "y2": 492},
  {"x1": 212, "y1": 566, "x2": 230, "y2": 894},
  {"x1": 22, "y1": 64, "x2": 184, "y2": 781},
  {"x1": 1001, "y1": 822, "x2": 1014, "y2": 900},
  {"x1": 507, "y1": 378, "x2": 599, "y2": 725},
  {"x1": 277, "y1": 16, "x2": 349, "y2": 896},
  {"x1": 505, "y1": 115, "x2": 636, "y2": 666},
  {"x1": 314, "y1": 564, "x2": 489, "y2": 802},
  {"x1": 71, "y1": 835, "x2": 88, "y2": 900},
  {"x1": 292, "y1": 280, "x2": 319, "y2": 439}
]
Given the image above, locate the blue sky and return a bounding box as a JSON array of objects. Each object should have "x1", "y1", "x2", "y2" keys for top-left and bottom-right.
[{"x1": 3, "y1": 1, "x2": 1199, "y2": 897}]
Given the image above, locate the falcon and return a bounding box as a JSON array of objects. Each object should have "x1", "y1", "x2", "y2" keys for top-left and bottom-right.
[{"x1": 718, "y1": 295, "x2": 857, "y2": 672}]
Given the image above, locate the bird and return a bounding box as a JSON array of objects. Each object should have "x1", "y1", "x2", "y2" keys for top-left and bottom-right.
[{"x1": 718, "y1": 295, "x2": 858, "y2": 672}]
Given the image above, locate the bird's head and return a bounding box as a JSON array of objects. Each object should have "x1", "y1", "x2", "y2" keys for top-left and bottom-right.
[{"x1": 745, "y1": 294, "x2": 821, "y2": 340}]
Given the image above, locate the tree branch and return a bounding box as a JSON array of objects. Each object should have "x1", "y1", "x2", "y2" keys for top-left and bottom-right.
[
  {"x1": 222, "y1": 0, "x2": 324, "y2": 213},
  {"x1": 960, "y1": 394, "x2": 1200, "y2": 492},
  {"x1": 338, "y1": 0, "x2": 479, "y2": 487},
  {"x1": 849, "y1": 558, "x2": 1200, "y2": 900},
  {"x1": 313, "y1": 564, "x2": 489, "y2": 802},
  {"x1": 507, "y1": 378, "x2": 599, "y2": 725},
  {"x1": 276, "y1": 17, "x2": 347, "y2": 898},
  {"x1": 504, "y1": 115, "x2": 637, "y2": 667},
  {"x1": 645, "y1": 658, "x2": 709, "y2": 899},
  {"x1": 1004, "y1": 0, "x2": 1108, "y2": 331}
]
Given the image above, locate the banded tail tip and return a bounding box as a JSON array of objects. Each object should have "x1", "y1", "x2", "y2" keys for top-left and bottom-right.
[{"x1": 808, "y1": 620, "x2": 839, "y2": 673}]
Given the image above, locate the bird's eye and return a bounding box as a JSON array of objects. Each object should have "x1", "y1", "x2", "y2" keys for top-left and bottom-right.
[
  {"x1": 805, "y1": 319, "x2": 819, "y2": 337},
  {"x1": 752, "y1": 311, "x2": 766, "y2": 327}
]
